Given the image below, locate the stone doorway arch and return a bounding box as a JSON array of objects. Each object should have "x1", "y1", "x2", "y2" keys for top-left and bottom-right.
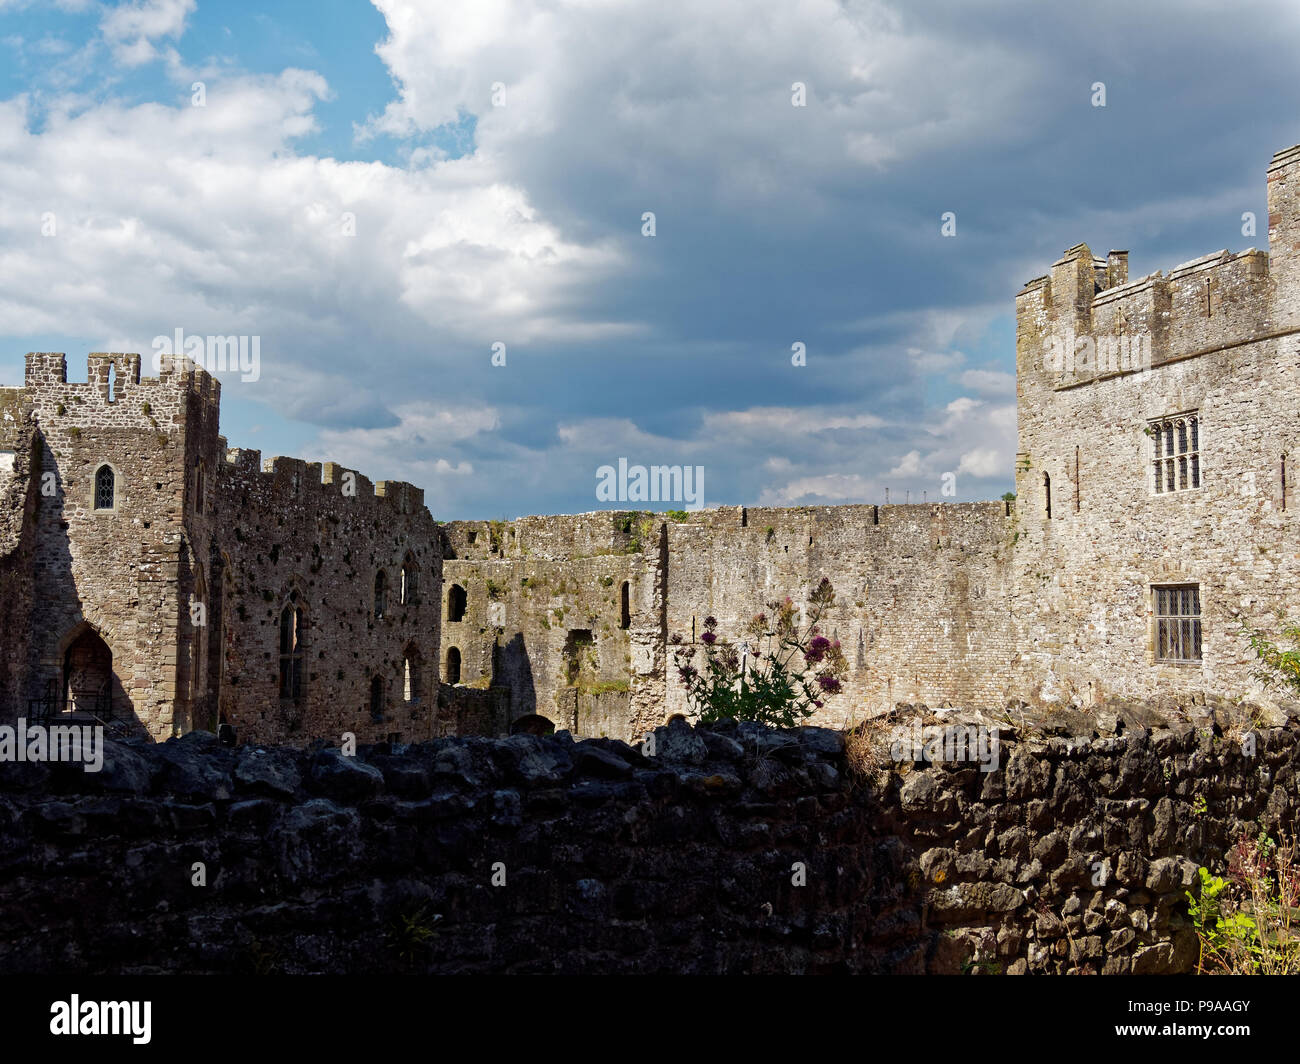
[{"x1": 62, "y1": 626, "x2": 113, "y2": 715}]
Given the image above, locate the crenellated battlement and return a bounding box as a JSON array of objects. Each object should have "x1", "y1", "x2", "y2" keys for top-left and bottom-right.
[
  {"x1": 21, "y1": 352, "x2": 221, "y2": 424},
  {"x1": 220, "y1": 448, "x2": 425, "y2": 512},
  {"x1": 1018, "y1": 143, "x2": 1300, "y2": 393},
  {"x1": 1017, "y1": 243, "x2": 1275, "y2": 390}
]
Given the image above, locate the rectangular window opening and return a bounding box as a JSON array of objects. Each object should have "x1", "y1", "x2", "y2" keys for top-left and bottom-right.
[{"x1": 1154, "y1": 584, "x2": 1202, "y2": 664}]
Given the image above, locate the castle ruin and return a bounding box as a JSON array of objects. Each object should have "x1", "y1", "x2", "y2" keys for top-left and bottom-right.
[{"x1": 5, "y1": 142, "x2": 1300, "y2": 744}]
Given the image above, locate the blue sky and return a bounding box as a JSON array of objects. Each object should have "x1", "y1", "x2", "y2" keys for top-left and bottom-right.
[{"x1": 1, "y1": 0, "x2": 1298, "y2": 518}]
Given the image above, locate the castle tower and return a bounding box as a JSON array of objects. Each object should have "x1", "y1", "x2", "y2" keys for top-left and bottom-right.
[{"x1": 16, "y1": 352, "x2": 221, "y2": 739}]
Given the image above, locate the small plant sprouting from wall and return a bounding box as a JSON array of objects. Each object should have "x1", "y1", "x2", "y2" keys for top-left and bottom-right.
[
  {"x1": 670, "y1": 577, "x2": 849, "y2": 729},
  {"x1": 665, "y1": 509, "x2": 688, "y2": 522},
  {"x1": 388, "y1": 905, "x2": 443, "y2": 970},
  {"x1": 486, "y1": 579, "x2": 504, "y2": 601}
]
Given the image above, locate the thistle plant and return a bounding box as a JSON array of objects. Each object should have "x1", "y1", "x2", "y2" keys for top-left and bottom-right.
[{"x1": 670, "y1": 577, "x2": 849, "y2": 728}]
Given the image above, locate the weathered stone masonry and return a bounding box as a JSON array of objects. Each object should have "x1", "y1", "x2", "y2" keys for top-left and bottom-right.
[{"x1": 1, "y1": 700, "x2": 1295, "y2": 974}]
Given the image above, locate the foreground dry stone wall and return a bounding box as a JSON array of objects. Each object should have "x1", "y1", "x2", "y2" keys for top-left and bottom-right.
[{"x1": 0, "y1": 698, "x2": 1295, "y2": 974}]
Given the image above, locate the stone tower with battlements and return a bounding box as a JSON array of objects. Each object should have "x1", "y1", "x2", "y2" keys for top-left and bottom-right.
[{"x1": 0, "y1": 352, "x2": 444, "y2": 743}]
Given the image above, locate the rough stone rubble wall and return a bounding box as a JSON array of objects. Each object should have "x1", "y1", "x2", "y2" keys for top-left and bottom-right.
[{"x1": 1, "y1": 704, "x2": 1294, "y2": 974}]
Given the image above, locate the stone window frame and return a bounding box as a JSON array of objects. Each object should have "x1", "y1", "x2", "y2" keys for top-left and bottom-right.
[
  {"x1": 1148, "y1": 582, "x2": 1203, "y2": 666},
  {"x1": 91, "y1": 462, "x2": 121, "y2": 513},
  {"x1": 278, "y1": 590, "x2": 308, "y2": 705},
  {"x1": 1147, "y1": 410, "x2": 1202, "y2": 496}
]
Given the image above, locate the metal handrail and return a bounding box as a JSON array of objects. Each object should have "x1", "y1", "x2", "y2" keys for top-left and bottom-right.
[{"x1": 27, "y1": 692, "x2": 114, "y2": 724}]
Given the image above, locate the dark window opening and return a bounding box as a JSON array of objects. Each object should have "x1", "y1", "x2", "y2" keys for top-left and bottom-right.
[
  {"x1": 64, "y1": 627, "x2": 113, "y2": 714},
  {"x1": 1074, "y1": 446, "x2": 1080, "y2": 512},
  {"x1": 619, "y1": 581, "x2": 631, "y2": 629},
  {"x1": 447, "y1": 583, "x2": 467, "y2": 622},
  {"x1": 444, "y1": 646, "x2": 461, "y2": 685},
  {"x1": 1043, "y1": 472, "x2": 1051, "y2": 519},
  {"x1": 563, "y1": 629, "x2": 594, "y2": 686},
  {"x1": 374, "y1": 570, "x2": 388, "y2": 619}
]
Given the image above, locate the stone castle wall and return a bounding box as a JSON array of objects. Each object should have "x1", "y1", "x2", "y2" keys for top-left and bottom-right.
[
  {"x1": 2, "y1": 702, "x2": 1295, "y2": 974},
  {"x1": 209, "y1": 450, "x2": 443, "y2": 746},
  {"x1": 439, "y1": 513, "x2": 662, "y2": 738},
  {"x1": 440, "y1": 503, "x2": 1020, "y2": 738},
  {"x1": 659, "y1": 503, "x2": 1019, "y2": 726}
]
